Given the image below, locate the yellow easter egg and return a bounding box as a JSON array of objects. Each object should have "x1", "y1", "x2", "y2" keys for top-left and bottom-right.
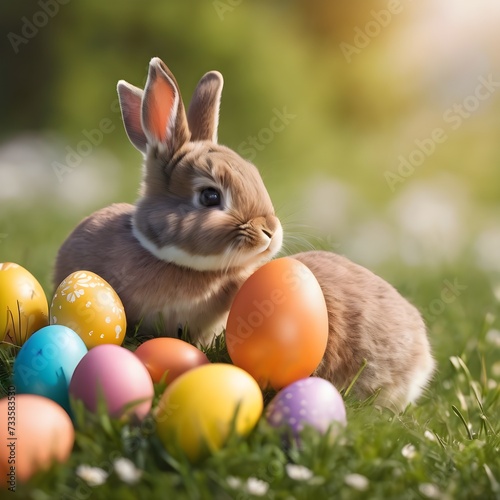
[
  {"x1": 50, "y1": 270, "x2": 126, "y2": 349},
  {"x1": 0, "y1": 262, "x2": 49, "y2": 346},
  {"x1": 156, "y1": 363, "x2": 263, "y2": 462}
]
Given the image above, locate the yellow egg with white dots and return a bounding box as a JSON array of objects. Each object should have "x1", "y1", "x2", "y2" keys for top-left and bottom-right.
[{"x1": 50, "y1": 270, "x2": 126, "y2": 349}]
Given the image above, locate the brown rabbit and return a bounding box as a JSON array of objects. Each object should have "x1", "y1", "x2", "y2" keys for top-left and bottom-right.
[
  {"x1": 55, "y1": 57, "x2": 434, "y2": 409},
  {"x1": 291, "y1": 251, "x2": 435, "y2": 409},
  {"x1": 54, "y1": 57, "x2": 283, "y2": 346}
]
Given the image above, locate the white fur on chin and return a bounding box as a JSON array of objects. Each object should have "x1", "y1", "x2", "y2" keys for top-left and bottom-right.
[{"x1": 131, "y1": 222, "x2": 282, "y2": 272}]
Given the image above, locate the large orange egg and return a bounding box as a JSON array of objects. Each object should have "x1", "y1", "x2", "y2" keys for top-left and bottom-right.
[
  {"x1": 50, "y1": 270, "x2": 126, "y2": 349},
  {"x1": 0, "y1": 263, "x2": 48, "y2": 346},
  {"x1": 225, "y1": 257, "x2": 328, "y2": 390},
  {"x1": 0, "y1": 394, "x2": 74, "y2": 487},
  {"x1": 134, "y1": 338, "x2": 210, "y2": 384}
]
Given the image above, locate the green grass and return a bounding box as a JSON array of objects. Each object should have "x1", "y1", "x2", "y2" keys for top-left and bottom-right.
[{"x1": 1, "y1": 261, "x2": 500, "y2": 499}]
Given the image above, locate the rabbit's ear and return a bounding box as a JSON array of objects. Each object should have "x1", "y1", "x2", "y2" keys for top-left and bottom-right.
[
  {"x1": 117, "y1": 81, "x2": 147, "y2": 153},
  {"x1": 142, "y1": 57, "x2": 190, "y2": 154},
  {"x1": 187, "y1": 71, "x2": 223, "y2": 143}
]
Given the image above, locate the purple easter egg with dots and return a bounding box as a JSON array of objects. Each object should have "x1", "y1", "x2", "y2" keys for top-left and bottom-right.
[{"x1": 265, "y1": 377, "x2": 346, "y2": 436}]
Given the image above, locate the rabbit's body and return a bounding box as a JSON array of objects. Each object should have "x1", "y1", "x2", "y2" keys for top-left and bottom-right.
[
  {"x1": 293, "y1": 251, "x2": 435, "y2": 408},
  {"x1": 54, "y1": 59, "x2": 282, "y2": 344},
  {"x1": 54, "y1": 203, "x2": 251, "y2": 345},
  {"x1": 54, "y1": 57, "x2": 434, "y2": 409}
]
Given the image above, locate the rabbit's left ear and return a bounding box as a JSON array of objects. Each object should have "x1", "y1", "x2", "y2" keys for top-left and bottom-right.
[
  {"x1": 187, "y1": 71, "x2": 224, "y2": 143},
  {"x1": 141, "y1": 58, "x2": 190, "y2": 155}
]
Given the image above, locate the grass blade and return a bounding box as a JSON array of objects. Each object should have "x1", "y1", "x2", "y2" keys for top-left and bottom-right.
[
  {"x1": 451, "y1": 405, "x2": 474, "y2": 440},
  {"x1": 343, "y1": 358, "x2": 368, "y2": 399}
]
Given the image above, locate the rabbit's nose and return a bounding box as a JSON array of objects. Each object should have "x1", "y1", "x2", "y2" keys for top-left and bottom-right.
[
  {"x1": 261, "y1": 228, "x2": 273, "y2": 239},
  {"x1": 264, "y1": 214, "x2": 282, "y2": 235}
]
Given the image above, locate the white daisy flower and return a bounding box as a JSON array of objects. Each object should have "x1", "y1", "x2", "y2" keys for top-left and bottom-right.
[
  {"x1": 245, "y1": 477, "x2": 269, "y2": 496},
  {"x1": 486, "y1": 329, "x2": 500, "y2": 347},
  {"x1": 344, "y1": 473, "x2": 369, "y2": 491},
  {"x1": 402, "y1": 443, "x2": 417, "y2": 459},
  {"x1": 113, "y1": 457, "x2": 142, "y2": 485},
  {"x1": 226, "y1": 476, "x2": 243, "y2": 489},
  {"x1": 419, "y1": 483, "x2": 441, "y2": 498},
  {"x1": 76, "y1": 465, "x2": 108, "y2": 487},
  {"x1": 424, "y1": 430, "x2": 436, "y2": 442},
  {"x1": 285, "y1": 464, "x2": 314, "y2": 481}
]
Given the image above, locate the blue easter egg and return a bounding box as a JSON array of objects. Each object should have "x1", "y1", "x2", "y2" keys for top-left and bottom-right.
[{"x1": 13, "y1": 325, "x2": 88, "y2": 413}]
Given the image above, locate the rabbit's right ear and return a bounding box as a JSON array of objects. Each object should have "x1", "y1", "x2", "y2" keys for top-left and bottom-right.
[
  {"x1": 141, "y1": 57, "x2": 190, "y2": 155},
  {"x1": 187, "y1": 71, "x2": 224, "y2": 143},
  {"x1": 117, "y1": 81, "x2": 147, "y2": 153}
]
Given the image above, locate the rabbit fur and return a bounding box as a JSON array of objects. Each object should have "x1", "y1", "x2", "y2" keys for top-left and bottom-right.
[
  {"x1": 293, "y1": 251, "x2": 435, "y2": 409},
  {"x1": 54, "y1": 57, "x2": 434, "y2": 409}
]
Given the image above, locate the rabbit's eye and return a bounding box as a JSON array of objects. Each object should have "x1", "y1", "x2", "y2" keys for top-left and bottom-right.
[{"x1": 199, "y1": 187, "x2": 221, "y2": 207}]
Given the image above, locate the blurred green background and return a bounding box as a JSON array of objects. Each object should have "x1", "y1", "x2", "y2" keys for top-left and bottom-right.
[{"x1": 1, "y1": 0, "x2": 500, "y2": 297}]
